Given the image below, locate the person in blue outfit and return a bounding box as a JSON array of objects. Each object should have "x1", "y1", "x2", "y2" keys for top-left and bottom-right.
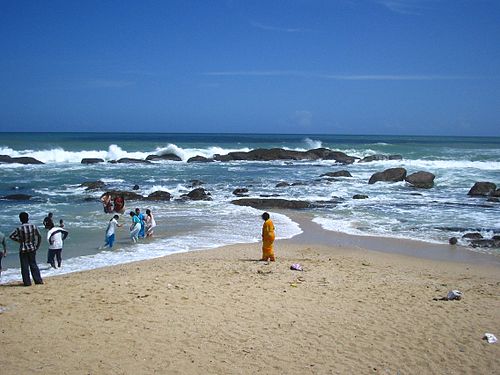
[
  {"x1": 129, "y1": 211, "x2": 141, "y2": 243},
  {"x1": 135, "y1": 208, "x2": 146, "y2": 238},
  {"x1": 102, "y1": 215, "x2": 121, "y2": 249}
]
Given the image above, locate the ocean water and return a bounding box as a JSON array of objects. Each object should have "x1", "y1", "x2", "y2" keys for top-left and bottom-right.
[{"x1": 1, "y1": 132, "x2": 499, "y2": 283}]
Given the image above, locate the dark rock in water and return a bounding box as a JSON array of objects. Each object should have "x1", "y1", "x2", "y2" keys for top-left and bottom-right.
[
  {"x1": 259, "y1": 194, "x2": 281, "y2": 197},
  {"x1": 353, "y1": 194, "x2": 369, "y2": 199},
  {"x1": 232, "y1": 198, "x2": 310, "y2": 209},
  {"x1": 132, "y1": 184, "x2": 140, "y2": 190},
  {"x1": 320, "y1": 170, "x2": 353, "y2": 178},
  {"x1": 116, "y1": 158, "x2": 151, "y2": 164},
  {"x1": 146, "y1": 153, "x2": 182, "y2": 162},
  {"x1": 467, "y1": 182, "x2": 497, "y2": 196},
  {"x1": 368, "y1": 168, "x2": 407, "y2": 184},
  {"x1": 405, "y1": 171, "x2": 436, "y2": 189},
  {"x1": 470, "y1": 238, "x2": 500, "y2": 248},
  {"x1": 105, "y1": 190, "x2": 143, "y2": 201},
  {"x1": 291, "y1": 181, "x2": 307, "y2": 186},
  {"x1": 81, "y1": 158, "x2": 104, "y2": 164},
  {"x1": 487, "y1": 197, "x2": 500, "y2": 203},
  {"x1": 187, "y1": 155, "x2": 214, "y2": 163},
  {"x1": 275, "y1": 182, "x2": 290, "y2": 188},
  {"x1": 146, "y1": 191, "x2": 172, "y2": 201},
  {"x1": 213, "y1": 147, "x2": 357, "y2": 164},
  {"x1": 181, "y1": 188, "x2": 212, "y2": 201},
  {"x1": 80, "y1": 180, "x2": 106, "y2": 191},
  {"x1": 233, "y1": 188, "x2": 249, "y2": 196},
  {"x1": 1, "y1": 194, "x2": 32, "y2": 200},
  {"x1": 462, "y1": 232, "x2": 483, "y2": 240},
  {"x1": 0, "y1": 155, "x2": 44, "y2": 164},
  {"x1": 492, "y1": 189, "x2": 500, "y2": 197},
  {"x1": 358, "y1": 154, "x2": 402, "y2": 163},
  {"x1": 190, "y1": 180, "x2": 205, "y2": 187},
  {"x1": 449, "y1": 237, "x2": 458, "y2": 245}
]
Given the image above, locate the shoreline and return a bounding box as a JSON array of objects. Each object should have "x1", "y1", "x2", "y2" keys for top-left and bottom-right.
[
  {"x1": 1, "y1": 209, "x2": 498, "y2": 286},
  {"x1": 282, "y1": 210, "x2": 500, "y2": 266}
]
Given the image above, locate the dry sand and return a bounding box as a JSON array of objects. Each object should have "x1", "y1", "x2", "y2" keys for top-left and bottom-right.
[{"x1": 1, "y1": 238, "x2": 499, "y2": 374}]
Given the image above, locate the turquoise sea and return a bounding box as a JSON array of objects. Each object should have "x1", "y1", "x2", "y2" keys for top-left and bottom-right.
[{"x1": 1, "y1": 132, "x2": 499, "y2": 284}]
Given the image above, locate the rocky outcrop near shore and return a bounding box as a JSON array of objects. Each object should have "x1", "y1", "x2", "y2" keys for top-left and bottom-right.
[
  {"x1": 405, "y1": 171, "x2": 436, "y2": 189},
  {"x1": 187, "y1": 156, "x2": 214, "y2": 163},
  {"x1": 80, "y1": 181, "x2": 106, "y2": 190},
  {"x1": 358, "y1": 154, "x2": 403, "y2": 163},
  {"x1": 146, "y1": 154, "x2": 182, "y2": 162},
  {"x1": 214, "y1": 148, "x2": 357, "y2": 164},
  {"x1": 467, "y1": 182, "x2": 497, "y2": 196},
  {"x1": 231, "y1": 198, "x2": 311, "y2": 209},
  {"x1": 81, "y1": 158, "x2": 105, "y2": 164},
  {"x1": 180, "y1": 188, "x2": 212, "y2": 201},
  {"x1": 0, "y1": 155, "x2": 44, "y2": 165},
  {"x1": 368, "y1": 168, "x2": 407, "y2": 184},
  {"x1": 0, "y1": 194, "x2": 32, "y2": 200},
  {"x1": 320, "y1": 170, "x2": 353, "y2": 178}
]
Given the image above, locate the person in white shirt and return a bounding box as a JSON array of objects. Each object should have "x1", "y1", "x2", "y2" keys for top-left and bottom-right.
[
  {"x1": 145, "y1": 209, "x2": 157, "y2": 237},
  {"x1": 47, "y1": 222, "x2": 69, "y2": 268},
  {"x1": 102, "y1": 215, "x2": 121, "y2": 249}
]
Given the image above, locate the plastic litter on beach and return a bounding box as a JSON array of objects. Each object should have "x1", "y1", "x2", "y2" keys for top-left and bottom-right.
[
  {"x1": 290, "y1": 263, "x2": 303, "y2": 271},
  {"x1": 483, "y1": 333, "x2": 497, "y2": 344},
  {"x1": 433, "y1": 290, "x2": 463, "y2": 301}
]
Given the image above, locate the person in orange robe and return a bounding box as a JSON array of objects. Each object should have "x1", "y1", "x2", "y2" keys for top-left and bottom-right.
[{"x1": 261, "y1": 212, "x2": 275, "y2": 261}]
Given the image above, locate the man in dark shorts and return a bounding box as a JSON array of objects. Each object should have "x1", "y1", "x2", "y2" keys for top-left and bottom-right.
[{"x1": 9, "y1": 212, "x2": 43, "y2": 286}]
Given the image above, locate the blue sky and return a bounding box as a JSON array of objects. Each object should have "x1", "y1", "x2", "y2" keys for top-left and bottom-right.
[{"x1": 0, "y1": 0, "x2": 499, "y2": 136}]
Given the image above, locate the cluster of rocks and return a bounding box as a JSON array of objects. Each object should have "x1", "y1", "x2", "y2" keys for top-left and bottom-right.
[
  {"x1": 1, "y1": 149, "x2": 404, "y2": 165},
  {"x1": 368, "y1": 168, "x2": 436, "y2": 188},
  {"x1": 79, "y1": 180, "x2": 211, "y2": 202},
  {"x1": 449, "y1": 232, "x2": 500, "y2": 248}
]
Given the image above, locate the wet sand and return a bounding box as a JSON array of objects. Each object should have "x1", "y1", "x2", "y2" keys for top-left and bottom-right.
[{"x1": 0, "y1": 220, "x2": 499, "y2": 374}]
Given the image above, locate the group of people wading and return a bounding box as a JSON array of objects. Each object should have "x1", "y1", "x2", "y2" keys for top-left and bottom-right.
[{"x1": 1, "y1": 208, "x2": 276, "y2": 287}]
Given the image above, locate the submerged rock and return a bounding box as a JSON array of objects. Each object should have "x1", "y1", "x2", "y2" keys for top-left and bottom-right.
[
  {"x1": 232, "y1": 188, "x2": 249, "y2": 196},
  {"x1": 320, "y1": 170, "x2": 353, "y2": 178},
  {"x1": 1, "y1": 194, "x2": 32, "y2": 200},
  {"x1": 81, "y1": 158, "x2": 104, "y2": 164},
  {"x1": 116, "y1": 158, "x2": 151, "y2": 164},
  {"x1": 353, "y1": 194, "x2": 369, "y2": 199},
  {"x1": 358, "y1": 154, "x2": 402, "y2": 163},
  {"x1": 231, "y1": 198, "x2": 311, "y2": 209},
  {"x1": 80, "y1": 180, "x2": 106, "y2": 191}
]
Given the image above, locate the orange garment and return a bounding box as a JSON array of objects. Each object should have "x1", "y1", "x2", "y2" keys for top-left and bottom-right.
[{"x1": 261, "y1": 219, "x2": 275, "y2": 261}]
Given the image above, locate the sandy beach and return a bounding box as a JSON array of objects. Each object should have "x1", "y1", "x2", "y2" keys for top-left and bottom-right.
[{"x1": 1, "y1": 222, "x2": 499, "y2": 374}]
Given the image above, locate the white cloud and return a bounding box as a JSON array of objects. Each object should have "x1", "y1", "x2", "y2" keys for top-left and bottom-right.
[
  {"x1": 250, "y1": 21, "x2": 310, "y2": 33},
  {"x1": 374, "y1": 0, "x2": 437, "y2": 15},
  {"x1": 203, "y1": 71, "x2": 475, "y2": 81}
]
